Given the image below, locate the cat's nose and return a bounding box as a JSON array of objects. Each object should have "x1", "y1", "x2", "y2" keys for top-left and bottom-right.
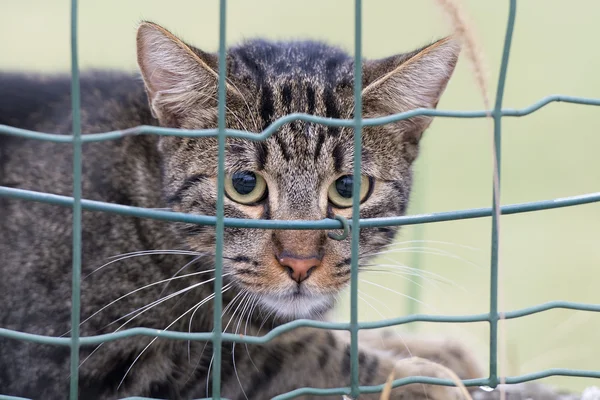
[{"x1": 278, "y1": 255, "x2": 321, "y2": 283}]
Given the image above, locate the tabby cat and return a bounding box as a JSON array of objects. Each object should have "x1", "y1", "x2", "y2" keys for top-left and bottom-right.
[{"x1": 0, "y1": 21, "x2": 482, "y2": 399}]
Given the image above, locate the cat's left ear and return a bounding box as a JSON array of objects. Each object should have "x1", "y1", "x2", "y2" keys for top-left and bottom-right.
[
  {"x1": 362, "y1": 37, "x2": 460, "y2": 140},
  {"x1": 136, "y1": 21, "x2": 243, "y2": 124}
]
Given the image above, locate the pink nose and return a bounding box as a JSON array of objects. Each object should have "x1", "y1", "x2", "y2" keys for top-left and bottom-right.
[{"x1": 279, "y1": 256, "x2": 321, "y2": 283}]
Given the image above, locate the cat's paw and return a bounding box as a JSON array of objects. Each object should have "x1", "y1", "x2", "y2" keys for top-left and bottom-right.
[
  {"x1": 360, "y1": 329, "x2": 482, "y2": 381},
  {"x1": 386, "y1": 356, "x2": 471, "y2": 400}
]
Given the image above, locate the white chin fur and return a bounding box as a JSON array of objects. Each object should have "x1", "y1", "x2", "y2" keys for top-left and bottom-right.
[{"x1": 260, "y1": 293, "x2": 334, "y2": 320}]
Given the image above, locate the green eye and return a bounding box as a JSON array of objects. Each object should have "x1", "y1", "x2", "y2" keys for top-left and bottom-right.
[
  {"x1": 327, "y1": 175, "x2": 371, "y2": 208},
  {"x1": 225, "y1": 171, "x2": 267, "y2": 204}
]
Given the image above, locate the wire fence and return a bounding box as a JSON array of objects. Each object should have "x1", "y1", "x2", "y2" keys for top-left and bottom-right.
[{"x1": 1, "y1": 0, "x2": 600, "y2": 399}]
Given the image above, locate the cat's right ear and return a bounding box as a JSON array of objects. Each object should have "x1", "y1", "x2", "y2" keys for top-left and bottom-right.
[
  {"x1": 136, "y1": 21, "x2": 236, "y2": 123},
  {"x1": 362, "y1": 37, "x2": 460, "y2": 145}
]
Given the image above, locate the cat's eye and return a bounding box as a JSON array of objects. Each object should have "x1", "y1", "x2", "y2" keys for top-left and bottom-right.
[
  {"x1": 225, "y1": 171, "x2": 268, "y2": 204},
  {"x1": 327, "y1": 175, "x2": 371, "y2": 208}
]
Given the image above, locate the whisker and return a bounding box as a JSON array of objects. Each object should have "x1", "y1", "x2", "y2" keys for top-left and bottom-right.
[
  {"x1": 85, "y1": 249, "x2": 203, "y2": 279},
  {"x1": 359, "y1": 279, "x2": 433, "y2": 311},
  {"x1": 224, "y1": 292, "x2": 250, "y2": 334},
  {"x1": 224, "y1": 78, "x2": 260, "y2": 132},
  {"x1": 356, "y1": 290, "x2": 419, "y2": 362},
  {"x1": 384, "y1": 239, "x2": 480, "y2": 252},
  {"x1": 158, "y1": 255, "x2": 206, "y2": 298},
  {"x1": 78, "y1": 269, "x2": 222, "y2": 330},
  {"x1": 106, "y1": 249, "x2": 202, "y2": 260},
  {"x1": 361, "y1": 263, "x2": 458, "y2": 286},
  {"x1": 188, "y1": 285, "x2": 243, "y2": 365},
  {"x1": 256, "y1": 308, "x2": 276, "y2": 337},
  {"x1": 76, "y1": 287, "x2": 187, "y2": 370},
  {"x1": 184, "y1": 284, "x2": 239, "y2": 384},
  {"x1": 232, "y1": 293, "x2": 255, "y2": 400},
  {"x1": 206, "y1": 290, "x2": 249, "y2": 397},
  {"x1": 77, "y1": 276, "x2": 231, "y2": 372},
  {"x1": 360, "y1": 267, "x2": 455, "y2": 292},
  {"x1": 358, "y1": 293, "x2": 386, "y2": 328},
  {"x1": 357, "y1": 293, "x2": 398, "y2": 351},
  {"x1": 244, "y1": 295, "x2": 260, "y2": 372},
  {"x1": 222, "y1": 290, "x2": 247, "y2": 319},
  {"x1": 361, "y1": 269, "x2": 430, "y2": 290},
  {"x1": 358, "y1": 239, "x2": 480, "y2": 261},
  {"x1": 117, "y1": 288, "x2": 228, "y2": 391},
  {"x1": 369, "y1": 247, "x2": 482, "y2": 270},
  {"x1": 67, "y1": 273, "x2": 218, "y2": 338},
  {"x1": 373, "y1": 262, "x2": 466, "y2": 292},
  {"x1": 357, "y1": 289, "x2": 397, "y2": 317},
  {"x1": 371, "y1": 247, "x2": 460, "y2": 259},
  {"x1": 98, "y1": 282, "x2": 207, "y2": 333},
  {"x1": 357, "y1": 288, "x2": 429, "y2": 399},
  {"x1": 186, "y1": 283, "x2": 233, "y2": 364}
]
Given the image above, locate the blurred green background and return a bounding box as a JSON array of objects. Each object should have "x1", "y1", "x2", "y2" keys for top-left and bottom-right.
[{"x1": 1, "y1": 0, "x2": 598, "y2": 393}]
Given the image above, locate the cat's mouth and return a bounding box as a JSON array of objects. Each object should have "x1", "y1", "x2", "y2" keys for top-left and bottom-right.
[{"x1": 259, "y1": 289, "x2": 335, "y2": 320}]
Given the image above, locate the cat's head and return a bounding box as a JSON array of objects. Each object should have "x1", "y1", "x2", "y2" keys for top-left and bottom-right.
[{"x1": 136, "y1": 22, "x2": 459, "y2": 320}]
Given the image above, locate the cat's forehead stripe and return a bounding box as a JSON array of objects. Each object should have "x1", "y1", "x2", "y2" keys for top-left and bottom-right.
[
  {"x1": 231, "y1": 39, "x2": 352, "y2": 80},
  {"x1": 259, "y1": 85, "x2": 274, "y2": 130},
  {"x1": 306, "y1": 86, "x2": 316, "y2": 115},
  {"x1": 324, "y1": 87, "x2": 341, "y2": 136}
]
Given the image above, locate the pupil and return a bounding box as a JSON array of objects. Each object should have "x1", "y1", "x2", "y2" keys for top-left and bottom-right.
[
  {"x1": 232, "y1": 171, "x2": 257, "y2": 195},
  {"x1": 335, "y1": 175, "x2": 353, "y2": 198}
]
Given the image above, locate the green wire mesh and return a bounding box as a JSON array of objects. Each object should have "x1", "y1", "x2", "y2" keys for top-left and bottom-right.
[{"x1": 1, "y1": 0, "x2": 600, "y2": 399}]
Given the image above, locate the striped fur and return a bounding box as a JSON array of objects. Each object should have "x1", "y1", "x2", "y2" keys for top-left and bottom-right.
[{"x1": 0, "y1": 21, "x2": 480, "y2": 399}]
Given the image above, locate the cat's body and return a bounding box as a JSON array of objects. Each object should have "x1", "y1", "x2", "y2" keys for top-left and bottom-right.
[{"x1": 0, "y1": 22, "x2": 480, "y2": 399}]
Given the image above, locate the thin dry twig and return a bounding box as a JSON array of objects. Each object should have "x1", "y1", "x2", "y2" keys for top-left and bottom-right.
[
  {"x1": 377, "y1": 357, "x2": 473, "y2": 400},
  {"x1": 378, "y1": 370, "x2": 395, "y2": 400},
  {"x1": 399, "y1": 357, "x2": 473, "y2": 400},
  {"x1": 431, "y1": 2, "x2": 507, "y2": 399},
  {"x1": 433, "y1": 0, "x2": 490, "y2": 109}
]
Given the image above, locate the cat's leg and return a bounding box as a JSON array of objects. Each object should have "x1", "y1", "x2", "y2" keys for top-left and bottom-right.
[
  {"x1": 359, "y1": 328, "x2": 483, "y2": 387},
  {"x1": 220, "y1": 327, "x2": 470, "y2": 400}
]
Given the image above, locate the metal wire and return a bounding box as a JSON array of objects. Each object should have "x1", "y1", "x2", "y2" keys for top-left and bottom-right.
[
  {"x1": 350, "y1": 0, "x2": 363, "y2": 396},
  {"x1": 488, "y1": 0, "x2": 517, "y2": 386},
  {"x1": 212, "y1": 0, "x2": 228, "y2": 396},
  {"x1": 0, "y1": 0, "x2": 599, "y2": 399},
  {"x1": 68, "y1": 0, "x2": 83, "y2": 397}
]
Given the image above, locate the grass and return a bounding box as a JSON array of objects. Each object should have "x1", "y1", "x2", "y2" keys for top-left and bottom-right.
[{"x1": 1, "y1": 0, "x2": 599, "y2": 393}]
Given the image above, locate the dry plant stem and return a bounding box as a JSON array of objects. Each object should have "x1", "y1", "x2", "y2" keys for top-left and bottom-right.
[
  {"x1": 374, "y1": 357, "x2": 473, "y2": 400},
  {"x1": 395, "y1": 357, "x2": 473, "y2": 400},
  {"x1": 432, "y1": 1, "x2": 507, "y2": 398},
  {"x1": 378, "y1": 370, "x2": 395, "y2": 400}
]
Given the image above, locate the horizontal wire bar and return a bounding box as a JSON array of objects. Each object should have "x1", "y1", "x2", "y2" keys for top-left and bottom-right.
[
  {"x1": 271, "y1": 368, "x2": 600, "y2": 399},
  {"x1": 0, "y1": 1, "x2": 597, "y2": 396},
  {"x1": 505, "y1": 369, "x2": 600, "y2": 384},
  {"x1": 4, "y1": 367, "x2": 599, "y2": 400},
  {"x1": 0, "y1": 186, "x2": 597, "y2": 229},
  {"x1": 272, "y1": 377, "x2": 492, "y2": 399},
  {"x1": 502, "y1": 300, "x2": 600, "y2": 318},
  {"x1": 0, "y1": 395, "x2": 32, "y2": 400},
  {"x1": 0, "y1": 94, "x2": 598, "y2": 143},
  {"x1": 1, "y1": 300, "x2": 597, "y2": 346}
]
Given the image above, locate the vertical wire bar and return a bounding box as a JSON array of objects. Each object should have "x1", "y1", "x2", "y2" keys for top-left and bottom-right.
[
  {"x1": 406, "y1": 167, "x2": 426, "y2": 320},
  {"x1": 350, "y1": 0, "x2": 363, "y2": 397},
  {"x1": 488, "y1": 0, "x2": 517, "y2": 387},
  {"x1": 68, "y1": 0, "x2": 82, "y2": 398},
  {"x1": 212, "y1": 0, "x2": 228, "y2": 397}
]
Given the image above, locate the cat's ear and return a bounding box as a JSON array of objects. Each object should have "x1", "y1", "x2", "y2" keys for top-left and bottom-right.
[
  {"x1": 362, "y1": 37, "x2": 460, "y2": 139},
  {"x1": 136, "y1": 21, "x2": 236, "y2": 122}
]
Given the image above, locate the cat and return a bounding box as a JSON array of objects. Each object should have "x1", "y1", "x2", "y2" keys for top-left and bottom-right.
[{"x1": 0, "y1": 21, "x2": 482, "y2": 399}]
